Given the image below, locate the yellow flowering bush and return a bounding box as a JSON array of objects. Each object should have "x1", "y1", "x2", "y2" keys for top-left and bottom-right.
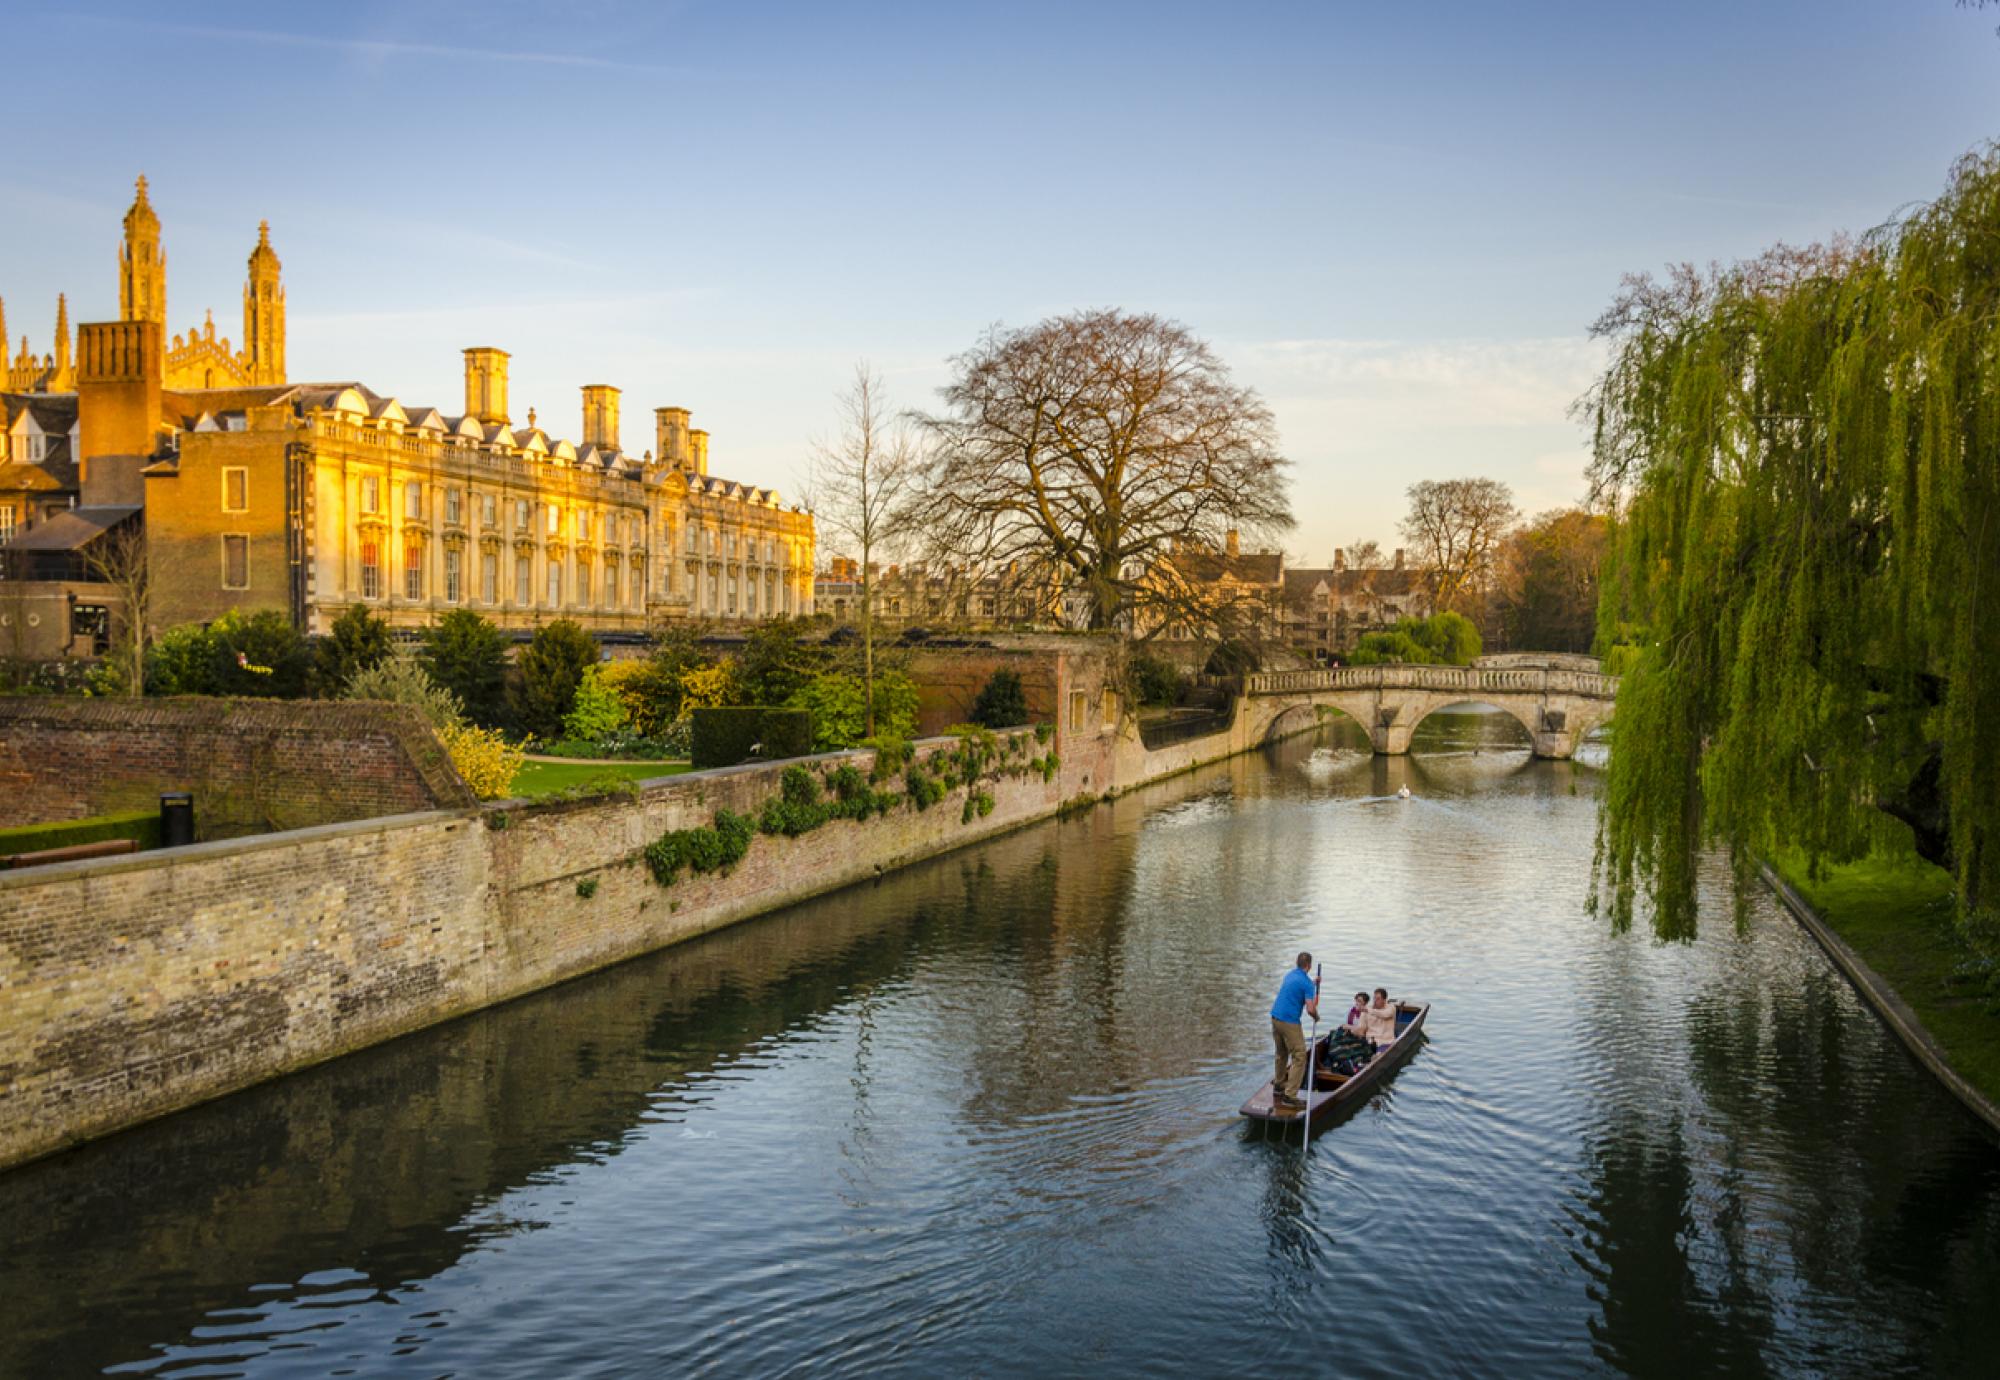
[
  {"x1": 677, "y1": 663, "x2": 736, "y2": 720},
  {"x1": 440, "y1": 722, "x2": 526, "y2": 800}
]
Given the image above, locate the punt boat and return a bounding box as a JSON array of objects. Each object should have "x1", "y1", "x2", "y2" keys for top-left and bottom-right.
[{"x1": 1240, "y1": 1000, "x2": 1429, "y2": 1128}]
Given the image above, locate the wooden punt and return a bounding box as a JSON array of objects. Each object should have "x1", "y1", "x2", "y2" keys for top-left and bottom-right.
[{"x1": 1240, "y1": 1001, "x2": 1429, "y2": 1127}]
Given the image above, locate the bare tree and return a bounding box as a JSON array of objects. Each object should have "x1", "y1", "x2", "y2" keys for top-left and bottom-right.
[
  {"x1": 806, "y1": 364, "x2": 923, "y2": 735},
  {"x1": 1345, "y1": 538, "x2": 1383, "y2": 569},
  {"x1": 80, "y1": 520, "x2": 150, "y2": 694},
  {"x1": 913, "y1": 310, "x2": 1292, "y2": 633},
  {"x1": 1399, "y1": 478, "x2": 1517, "y2": 613}
]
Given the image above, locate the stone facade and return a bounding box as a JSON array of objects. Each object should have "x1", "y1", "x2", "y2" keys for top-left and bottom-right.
[
  {"x1": 0, "y1": 176, "x2": 815, "y2": 650},
  {"x1": 0, "y1": 696, "x2": 473, "y2": 836}
]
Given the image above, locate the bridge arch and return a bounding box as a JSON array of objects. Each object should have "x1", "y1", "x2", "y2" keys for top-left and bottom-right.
[
  {"x1": 1404, "y1": 697, "x2": 1539, "y2": 750},
  {"x1": 1261, "y1": 700, "x2": 1368, "y2": 745}
]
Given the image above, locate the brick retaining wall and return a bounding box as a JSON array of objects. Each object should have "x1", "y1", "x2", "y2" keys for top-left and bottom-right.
[{"x1": 0, "y1": 697, "x2": 473, "y2": 837}]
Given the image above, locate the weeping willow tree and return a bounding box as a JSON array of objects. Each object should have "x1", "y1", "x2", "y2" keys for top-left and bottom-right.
[{"x1": 1585, "y1": 146, "x2": 2000, "y2": 944}]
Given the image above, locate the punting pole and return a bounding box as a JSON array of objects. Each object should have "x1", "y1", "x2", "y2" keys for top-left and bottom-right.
[{"x1": 1302, "y1": 962, "x2": 1322, "y2": 1154}]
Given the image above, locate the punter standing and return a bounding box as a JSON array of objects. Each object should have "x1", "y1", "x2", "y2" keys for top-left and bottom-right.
[{"x1": 1269, "y1": 952, "x2": 1319, "y2": 1111}]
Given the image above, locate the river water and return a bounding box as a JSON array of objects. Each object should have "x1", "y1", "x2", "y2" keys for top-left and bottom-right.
[{"x1": 3, "y1": 712, "x2": 1998, "y2": 1378}]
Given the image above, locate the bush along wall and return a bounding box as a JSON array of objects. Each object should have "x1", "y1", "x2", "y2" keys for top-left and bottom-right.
[
  {"x1": 689, "y1": 707, "x2": 817, "y2": 770},
  {"x1": 641, "y1": 725, "x2": 1054, "y2": 888}
]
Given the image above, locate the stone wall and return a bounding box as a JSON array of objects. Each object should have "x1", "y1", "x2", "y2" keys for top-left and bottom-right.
[
  {"x1": 903, "y1": 640, "x2": 1066, "y2": 736},
  {"x1": 0, "y1": 696, "x2": 474, "y2": 836},
  {"x1": 0, "y1": 728, "x2": 1068, "y2": 1170}
]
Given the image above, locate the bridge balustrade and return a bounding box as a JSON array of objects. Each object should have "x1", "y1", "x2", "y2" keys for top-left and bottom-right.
[{"x1": 1244, "y1": 664, "x2": 1620, "y2": 700}]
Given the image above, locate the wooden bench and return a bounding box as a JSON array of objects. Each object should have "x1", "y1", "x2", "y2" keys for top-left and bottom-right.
[{"x1": 0, "y1": 838, "x2": 140, "y2": 870}]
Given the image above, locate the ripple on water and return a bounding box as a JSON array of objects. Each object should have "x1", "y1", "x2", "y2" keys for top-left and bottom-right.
[{"x1": 3, "y1": 725, "x2": 1999, "y2": 1377}]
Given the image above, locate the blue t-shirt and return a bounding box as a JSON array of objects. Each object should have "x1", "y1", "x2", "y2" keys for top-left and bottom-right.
[{"x1": 1271, "y1": 968, "x2": 1316, "y2": 1023}]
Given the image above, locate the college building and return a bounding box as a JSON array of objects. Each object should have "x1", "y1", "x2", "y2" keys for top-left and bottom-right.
[{"x1": 0, "y1": 178, "x2": 813, "y2": 660}]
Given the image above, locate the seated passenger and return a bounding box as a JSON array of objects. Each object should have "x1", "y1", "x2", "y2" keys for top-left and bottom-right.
[
  {"x1": 1343, "y1": 992, "x2": 1369, "y2": 1036},
  {"x1": 1362, "y1": 987, "x2": 1399, "y2": 1050}
]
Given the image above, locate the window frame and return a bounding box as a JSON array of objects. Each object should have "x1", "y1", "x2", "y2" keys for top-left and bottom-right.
[
  {"x1": 221, "y1": 533, "x2": 250, "y2": 590},
  {"x1": 221, "y1": 467, "x2": 249, "y2": 513}
]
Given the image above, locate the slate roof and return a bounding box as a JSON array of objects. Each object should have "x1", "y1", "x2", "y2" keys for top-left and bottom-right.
[
  {"x1": 0, "y1": 504, "x2": 140, "y2": 551},
  {"x1": 1166, "y1": 547, "x2": 1284, "y2": 586}
]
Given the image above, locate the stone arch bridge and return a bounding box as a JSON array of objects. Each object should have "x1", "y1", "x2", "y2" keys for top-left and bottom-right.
[{"x1": 1241, "y1": 661, "x2": 1619, "y2": 759}]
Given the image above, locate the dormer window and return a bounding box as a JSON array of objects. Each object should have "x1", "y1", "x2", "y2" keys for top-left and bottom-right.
[{"x1": 24, "y1": 436, "x2": 46, "y2": 463}]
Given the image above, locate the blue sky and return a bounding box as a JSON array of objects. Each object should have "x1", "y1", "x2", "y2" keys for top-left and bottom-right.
[{"x1": 3, "y1": 1, "x2": 1997, "y2": 562}]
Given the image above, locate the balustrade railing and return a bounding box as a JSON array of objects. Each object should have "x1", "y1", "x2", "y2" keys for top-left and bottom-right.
[{"x1": 1244, "y1": 664, "x2": 1618, "y2": 700}]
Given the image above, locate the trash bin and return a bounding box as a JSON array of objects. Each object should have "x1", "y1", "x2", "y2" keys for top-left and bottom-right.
[{"x1": 159, "y1": 792, "x2": 195, "y2": 848}]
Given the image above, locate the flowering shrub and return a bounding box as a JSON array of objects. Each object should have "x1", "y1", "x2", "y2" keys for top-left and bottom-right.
[{"x1": 440, "y1": 721, "x2": 526, "y2": 799}]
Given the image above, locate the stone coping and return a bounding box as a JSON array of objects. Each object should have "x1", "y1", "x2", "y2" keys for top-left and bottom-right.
[
  {"x1": 1761, "y1": 861, "x2": 2000, "y2": 1141},
  {"x1": 0, "y1": 807, "x2": 476, "y2": 890}
]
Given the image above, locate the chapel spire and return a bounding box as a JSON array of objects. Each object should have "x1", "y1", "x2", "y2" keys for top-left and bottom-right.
[
  {"x1": 242, "y1": 218, "x2": 286, "y2": 385},
  {"x1": 119, "y1": 174, "x2": 167, "y2": 325},
  {"x1": 50, "y1": 294, "x2": 73, "y2": 391}
]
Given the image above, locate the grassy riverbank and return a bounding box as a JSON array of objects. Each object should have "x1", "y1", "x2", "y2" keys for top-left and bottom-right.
[
  {"x1": 1774, "y1": 852, "x2": 2000, "y2": 1109},
  {"x1": 510, "y1": 759, "x2": 691, "y2": 798}
]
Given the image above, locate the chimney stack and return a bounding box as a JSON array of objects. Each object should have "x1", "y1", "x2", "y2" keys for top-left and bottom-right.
[
  {"x1": 654, "y1": 406, "x2": 691, "y2": 467},
  {"x1": 1393, "y1": 548, "x2": 1405, "y2": 570},
  {"x1": 689, "y1": 428, "x2": 709, "y2": 476},
  {"x1": 581, "y1": 383, "x2": 621, "y2": 450},
  {"x1": 1334, "y1": 548, "x2": 1346, "y2": 571},
  {"x1": 463, "y1": 347, "x2": 510, "y2": 426},
  {"x1": 1225, "y1": 529, "x2": 1241, "y2": 558},
  {"x1": 76, "y1": 319, "x2": 163, "y2": 503}
]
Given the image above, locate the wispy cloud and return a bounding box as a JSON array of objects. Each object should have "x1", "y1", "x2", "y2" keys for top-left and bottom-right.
[
  {"x1": 1233, "y1": 335, "x2": 1607, "y2": 434},
  {"x1": 63, "y1": 14, "x2": 689, "y2": 76}
]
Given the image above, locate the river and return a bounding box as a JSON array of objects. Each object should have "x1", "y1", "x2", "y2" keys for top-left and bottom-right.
[{"x1": 2, "y1": 711, "x2": 1997, "y2": 1378}]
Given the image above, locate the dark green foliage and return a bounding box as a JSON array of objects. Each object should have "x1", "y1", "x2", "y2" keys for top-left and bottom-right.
[
  {"x1": 1585, "y1": 145, "x2": 2000, "y2": 943},
  {"x1": 314, "y1": 604, "x2": 392, "y2": 693},
  {"x1": 760, "y1": 708, "x2": 815, "y2": 760},
  {"x1": 690, "y1": 707, "x2": 764, "y2": 769},
  {"x1": 645, "y1": 807, "x2": 756, "y2": 885},
  {"x1": 971, "y1": 667, "x2": 1030, "y2": 727},
  {"x1": 1034, "y1": 721, "x2": 1054, "y2": 744},
  {"x1": 513, "y1": 619, "x2": 598, "y2": 739},
  {"x1": 0, "y1": 809, "x2": 160, "y2": 857},
  {"x1": 904, "y1": 762, "x2": 948, "y2": 811},
  {"x1": 575, "y1": 876, "x2": 599, "y2": 899},
  {"x1": 961, "y1": 790, "x2": 996, "y2": 824},
  {"x1": 1127, "y1": 652, "x2": 1185, "y2": 707},
  {"x1": 422, "y1": 609, "x2": 512, "y2": 728},
  {"x1": 760, "y1": 764, "x2": 828, "y2": 836},
  {"x1": 206, "y1": 610, "x2": 313, "y2": 698},
  {"x1": 734, "y1": 619, "x2": 827, "y2": 707},
  {"x1": 940, "y1": 724, "x2": 1000, "y2": 787},
  {"x1": 1347, "y1": 611, "x2": 1481, "y2": 666},
  {"x1": 690, "y1": 706, "x2": 811, "y2": 768},
  {"x1": 758, "y1": 760, "x2": 897, "y2": 837},
  {"x1": 1203, "y1": 639, "x2": 1261, "y2": 676},
  {"x1": 825, "y1": 763, "x2": 895, "y2": 817},
  {"x1": 1029, "y1": 751, "x2": 1061, "y2": 783},
  {"x1": 863, "y1": 733, "x2": 912, "y2": 781}
]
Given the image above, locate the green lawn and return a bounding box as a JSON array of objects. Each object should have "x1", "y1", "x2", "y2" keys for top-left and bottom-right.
[
  {"x1": 1775, "y1": 852, "x2": 2000, "y2": 1110},
  {"x1": 509, "y1": 759, "x2": 691, "y2": 798}
]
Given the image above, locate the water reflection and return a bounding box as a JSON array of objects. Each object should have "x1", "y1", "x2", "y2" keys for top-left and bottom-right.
[{"x1": 0, "y1": 719, "x2": 1994, "y2": 1377}]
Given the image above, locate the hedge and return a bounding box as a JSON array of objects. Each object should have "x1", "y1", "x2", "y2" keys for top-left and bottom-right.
[
  {"x1": 689, "y1": 707, "x2": 815, "y2": 770},
  {"x1": 0, "y1": 809, "x2": 161, "y2": 859}
]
